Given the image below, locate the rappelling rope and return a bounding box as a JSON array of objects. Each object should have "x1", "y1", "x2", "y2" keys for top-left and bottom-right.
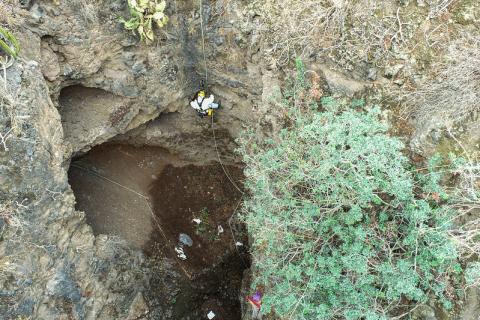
[
  {"x1": 199, "y1": 0, "x2": 208, "y2": 86},
  {"x1": 198, "y1": 0, "x2": 243, "y2": 195},
  {"x1": 71, "y1": 163, "x2": 147, "y2": 199},
  {"x1": 199, "y1": 1, "x2": 246, "y2": 265},
  {"x1": 73, "y1": 157, "x2": 242, "y2": 275},
  {"x1": 211, "y1": 114, "x2": 244, "y2": 195}
]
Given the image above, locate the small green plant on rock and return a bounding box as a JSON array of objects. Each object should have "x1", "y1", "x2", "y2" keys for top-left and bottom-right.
[
  {"x1": 0, "y1": 26, "x2": 19, "y2": 62},
  {"x1": 120, "y1": 0, "x2": 168, "y2": 44},
  {"x1": 194, "y1": 207, "x2": 210, "y2": 235},
  {"x1": 465, "y1": 262, "x2": 480, "y2": 288},
  {"x1": 194, "y1": 207, "x2": 219, "y2": 241}
]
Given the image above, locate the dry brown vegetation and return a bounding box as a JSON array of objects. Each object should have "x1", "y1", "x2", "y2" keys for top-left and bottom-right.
[
  {"x1": 249, "y1": 0, "x2": 418, "y2": 67},
  {"x1": 0, "y1": 77, "x2": 26, "y2": 152},
  {"x1": 427, "y1": 0, "x2": 458, "y2": 18},
  {"x1": 248, "y1": 0, "x2": 476, "y2": 75},
  {"x1": 404, "y1": 36, "x2": 480, "y2": 123}
]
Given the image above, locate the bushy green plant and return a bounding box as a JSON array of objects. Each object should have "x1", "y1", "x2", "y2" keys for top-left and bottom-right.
[
  {"x1": 465, "y1": 262, "x2": 480, "y2": 287},
  {"x1": 0, "y1": 26, "x2": 19, "y2": 59},
  {"x1": 120, "y1": 0, "x2": 168, "y2": 44},
  {"x1": 238, "y1": 62, "x2": 463, "y2": 319}
]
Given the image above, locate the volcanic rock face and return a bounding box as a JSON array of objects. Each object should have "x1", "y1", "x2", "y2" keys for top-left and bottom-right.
[
  {"x1": 0, "y1": 59, "x2": 149, "y2": 320},
  {"x1": 23, "y1": 0, "x2": 268, "y2": 159},
  {"x1": 3, "y1": 0, "x2": 478, "y2": 319},
  {"x1": 1, "y1": 1, "x2": 266, "y2": 319}
]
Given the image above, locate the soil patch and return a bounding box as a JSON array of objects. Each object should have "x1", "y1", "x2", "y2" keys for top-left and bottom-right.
[
  {"x1": 146, "y1": 164, "x2": 249, "y2": 319},
  {"x1": 68, "y1": 143, "x2": 249, "y2": 319},
  {"x1": 68, "y1": 143, "x2": 186, "y2": 248},
  {"x1": 146, "y1": 164, "x2": 244, "y2": 272}
]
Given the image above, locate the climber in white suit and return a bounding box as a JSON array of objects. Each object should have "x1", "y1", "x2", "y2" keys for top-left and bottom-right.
[{"x1": 190, "y1": 90, "x2": 219, "y2": 117}]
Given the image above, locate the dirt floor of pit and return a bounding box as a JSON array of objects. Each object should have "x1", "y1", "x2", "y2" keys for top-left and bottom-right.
[
  {"x1": 68, "y1": 143, "x2": 249, "y2": 320},
  {"x1": 68, "y1": 144, "x2": 189, "y2": 248},
  {"x1": 146, "y1": 163, "x2": 249, "y2": 319},
  {"x1": 146, "y1": 164, "x2": 245, "y2": 272}
]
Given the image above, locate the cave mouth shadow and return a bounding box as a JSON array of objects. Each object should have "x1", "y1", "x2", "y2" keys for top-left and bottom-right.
[
  {"x1": 68, "y1": 142, "x2": 250, "y2": 319},
  {"x1": 59, "y1": 85, "x2": 131, "y2": 149}
]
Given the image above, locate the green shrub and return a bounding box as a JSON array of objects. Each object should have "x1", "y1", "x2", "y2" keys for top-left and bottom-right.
[
  {"x1": 238, "y1": 62, "x2": 462, "y2": 319},
  {"x1": 465, "y1": 262, "x2": 480, "y2": 287},
  {"x1": 120, "y1": 0, "x2": 168, "y2": 44}
]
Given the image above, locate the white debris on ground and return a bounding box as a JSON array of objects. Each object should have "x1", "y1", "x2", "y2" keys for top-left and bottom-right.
[
  {"x1": 217, "y1": 225, "x2": 224, "y2": 234},
  {"x1": 207, "y1": 310, "x2": 216, "y2": 319},
  {"x1": 235, "y1": 242, "x2": 243, "y2": 247},
  {"x1": 174, "y1": 246, "x2": 187, "y2": 260},
  {"x1": 192, "y1": 218, "x2": 201, "y2": 224}
]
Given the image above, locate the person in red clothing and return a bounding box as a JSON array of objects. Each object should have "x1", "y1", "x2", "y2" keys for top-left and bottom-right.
[{"x1": 246, "y1": 291, "x2": 262, "y2": 319}]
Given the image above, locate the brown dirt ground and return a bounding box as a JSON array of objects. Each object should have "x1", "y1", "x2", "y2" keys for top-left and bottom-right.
[
  {"x1": 145, "y1": 164, "x2": 244, "y2": 273},
  {"x1": 68, "y1": 143, "x2": 249, "y2": 320},
  {"x1": 69, "y1": 143, "x2": 187, "y2": 248},
  {"x1": 145, "y1": 163, "x2": 248, "y2": 320}
]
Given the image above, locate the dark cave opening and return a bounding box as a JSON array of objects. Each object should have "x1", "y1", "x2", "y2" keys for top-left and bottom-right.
[{"x1": 68, "y1": 143, "x2": 250, "y2": 319}]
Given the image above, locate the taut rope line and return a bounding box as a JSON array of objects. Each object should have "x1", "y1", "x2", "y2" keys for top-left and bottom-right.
[
  {"x1": 199, "y1": 0, "x2": 208, "y2": 85},
  {"x1": 211, "y1": 114, "x2": 244, "y2": 195},
  {"x1": 71, "y1": 163, "x2": 192, "y2": 279},
  {"x1": 198, "y1": 0, "x2": 243, "y2": 195},
  {"x1": 198, "y1": 1, "x2": 246, "y2": 262}
]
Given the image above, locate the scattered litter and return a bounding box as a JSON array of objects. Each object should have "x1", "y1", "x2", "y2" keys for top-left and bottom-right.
[
  {"x1": 217, "y1": 225, "x2": 224, "y2": 234},
  {"x1": 179, "y1": 233, "x2": 193, "y2": 247},
  {"x1": 235, "y1": 242, "x2": 243, "y2": 247},
  {"x1": 192, "y1": 218, "x2": 202, "y2": 224},
  {"x1": 207, "y1": 311, "x2": 216, "y2": 319},
  {"x1": 174, "y1": 246, "x2": 187, "y2": 260}
]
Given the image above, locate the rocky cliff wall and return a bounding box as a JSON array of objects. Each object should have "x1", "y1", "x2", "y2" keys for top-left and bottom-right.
[
  {"x1": 0, "y1": 1, "x2": 275, "y2": 318},
  {"x1": 2, "y1": 0, "x2": 478, "y2": 319}
]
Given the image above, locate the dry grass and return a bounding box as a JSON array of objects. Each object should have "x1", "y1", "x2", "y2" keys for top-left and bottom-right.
[
  {"x1": 0, "y1": 80, "x2": 15, "y2": 152},
  {"x1": 404, "y1": 36, "x2": 480, "y2": 124},
  {"x1": 0, "y1": 200, "x2": 27, "y2": 234},
  {"x1": 426, "y1": 0, "x2": 458, "y2": 19},
  {"x1": 447, "y1": 160, "x2": 480, "y2": 293},
  {"x1": 248, "y1": 0, "x2": 478, "y2": 78},
  {"x1": 249, "y1": 0, "x2": 424, "y2": 69},
  {"x1": 250, "y1": 0, "x2": 350, "y2": 65},
  {"x1": 0, "y1": 200, "x2": 28, "y2": 287}
]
